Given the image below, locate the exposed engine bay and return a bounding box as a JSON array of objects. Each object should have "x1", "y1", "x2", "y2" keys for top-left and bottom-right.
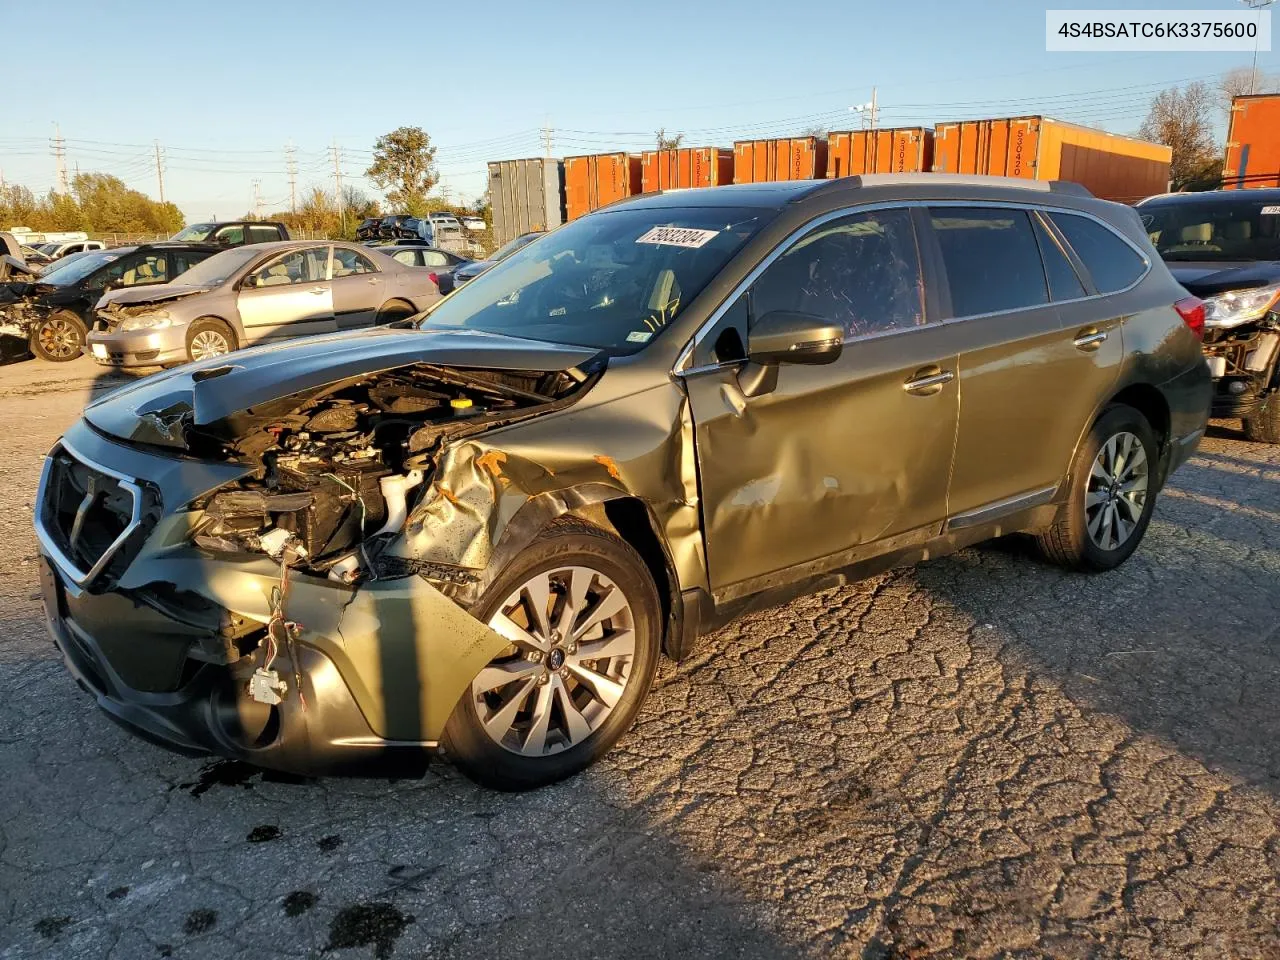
[
  {"x1": 189, "y1": 362, "x2": 596, "y2": 581},
  {"x1": 1203, "y1": 322, "x2": 1280, "y2": 388}
]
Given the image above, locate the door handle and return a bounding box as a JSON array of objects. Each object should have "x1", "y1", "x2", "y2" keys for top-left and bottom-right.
[
  {"x1": 366, "y1": 277, "x2": 381, "y2": 284},
  {"x1": 1073, "y1": 329, "x2": 1108, "y2": 350},
  {"x1": 309, "y1": 286, "x2": 326, "y2": 295},
  {"x1": 903, "y1": 368, "x2": 954, "y2": 395}
]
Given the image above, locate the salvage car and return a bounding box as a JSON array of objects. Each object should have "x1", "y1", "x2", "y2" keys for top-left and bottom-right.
[
  {"x1": 170, "y1": 221, "x2": 290, "y2": 247},
  {"x1": 380, "y1": 243, "x2": 472, "y2": 293},
  {"x1": 37, "y1": 175, "x2": 1209, "y2": 790},
  {"x1": 0, "y1": 243, "x2": 219, "y2": 361},
  {"x1": 87, "y1": 241, "x2": 440, "y2": 367},
  {"x1": 1137, "y1": 188, "x2": 1280, "y2": 441}
]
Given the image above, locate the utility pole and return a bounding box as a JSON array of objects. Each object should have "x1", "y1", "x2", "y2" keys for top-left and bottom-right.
[
  {"x1": 849, "y1": 88, "x2": 880, "y2": 131},
  {"x1": 330, "y1": 139, "x2": 346, "y2": 234},
  {"x1": 154, "y1": 140, "x2": 166, "y2": 204},
  {"x1": 1240, "y1": 0, "x2": 1276, "y2": 94},
  {"x1": 51, "y1": 123, "x2": 69, "y2": 193},
  {"x1": 251, "y1": 179, "x2": 263, "y2": 219},
  {"x1": 285, "y1": 141, "x2": 298, "y2": 215},
  {"x1": 541, "y1": 120, "x2": 554, "y2": 158}
]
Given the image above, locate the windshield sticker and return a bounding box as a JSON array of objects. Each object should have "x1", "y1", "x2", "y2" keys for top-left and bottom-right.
[
  {"x1": 626, "y1": 330, "x2": 653, "y2": 343},
  {"x1": 635, "y1": 226, "x2": 720, "y2": 249},
  {"x1": 1261, "y1": 206, "x2": 1280, "y2": 216}
]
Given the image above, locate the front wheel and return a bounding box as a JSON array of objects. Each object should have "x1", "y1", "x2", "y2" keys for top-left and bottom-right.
[
  {"x1": 186, "y1": 318, "x2": 237, "y2": 363},
  {"x1": 443, "y1": 519, "x2": 661, "y2": 791},
  {"x1": 30, "y1": 311, "x2": 87, "y2": 362},
  {"x1": 1036, "y1": 404, "x2": 1159, "y2": 571},
  {"x1": 1243, "y1": 391, "x2": 1280, "y2": 444}
]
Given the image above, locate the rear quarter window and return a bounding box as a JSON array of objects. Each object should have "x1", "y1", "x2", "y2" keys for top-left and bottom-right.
[{"x1": 1049, "y1": 213, "x2": 1147, "y2": 294}]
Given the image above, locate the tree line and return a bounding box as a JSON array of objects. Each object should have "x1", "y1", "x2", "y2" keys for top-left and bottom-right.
[{"x1": 0, "y1": 173, "x2": 184, "y2": 234}]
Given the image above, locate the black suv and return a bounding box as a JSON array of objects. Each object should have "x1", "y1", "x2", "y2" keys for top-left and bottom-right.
[
  {"x1": 169, "y1": 221, "x2": 290, "y2": 247},
  {"x1": 355, "y1": 218, "x2": 381, "y2": 242},
  {"x1": 377, "y1": 215, "x2": 425, "y2": 240},
  {"x1": 1138, "y1": 189, "x2": 1280, "y2": 441},
  {"x1": 0, "y1": 243, "x2": 219, "y2": 362}
]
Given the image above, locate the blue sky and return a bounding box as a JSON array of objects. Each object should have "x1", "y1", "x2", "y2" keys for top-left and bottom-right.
[{"x1": 2, "y1": 0, "x2": 1275, "y2": 220}]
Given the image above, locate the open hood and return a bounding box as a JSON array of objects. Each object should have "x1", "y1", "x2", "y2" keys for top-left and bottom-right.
[
  {"x1": 83, "y1": 326, "x2": 602, "y2": 449},
  {"x1": 98, "y1": 283, "x2": 211, "y2": 309}
]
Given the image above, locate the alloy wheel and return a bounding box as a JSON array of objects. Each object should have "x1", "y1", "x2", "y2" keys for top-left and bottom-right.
[
  {"x1": 1085, "y1": 431, "x2": 1149, "y2": 551},
  {"x1": 189, "y1": 330, "x2": 230, "y2": 361},
  {"x1": 471, "y1": 565, "x2": 636, "y2": 757},
  {"x1": 38, "y1": 318, "x2": 82, "y2": 360}
]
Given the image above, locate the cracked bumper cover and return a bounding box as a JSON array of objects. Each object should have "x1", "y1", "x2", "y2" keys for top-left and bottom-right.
[{"x1": 36, "y1": 423, "x2": 514, "y2": 776}]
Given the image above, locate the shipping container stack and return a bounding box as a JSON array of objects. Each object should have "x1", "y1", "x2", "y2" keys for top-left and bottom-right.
[
  {"x1": 827, "y1": 128, "x2": 934, "y2": 178},
  {"x1": 564, "y1": 153, "x2": 643, "y2": 220},
  {"x1": 641, "y1": 147, "x2": 734, "y2": 192}
]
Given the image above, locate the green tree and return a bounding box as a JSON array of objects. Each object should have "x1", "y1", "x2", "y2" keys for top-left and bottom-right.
[
  {"x1": 366, "y1": 126, "x2": 439, "y2": 215},
  {"x1": 655, "y1": 128, "x2": 685, "y2": 150}
]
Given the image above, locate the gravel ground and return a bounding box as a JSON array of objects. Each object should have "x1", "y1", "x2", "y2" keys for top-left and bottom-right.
[{"x1": 0, "y1": 357, "x2": 1278, "y2": 960}]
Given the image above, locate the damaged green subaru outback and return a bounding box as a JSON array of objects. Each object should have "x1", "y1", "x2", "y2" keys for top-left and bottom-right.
[{"x1": 37, "y1": 176, "x2": 1210, "y2": 789}]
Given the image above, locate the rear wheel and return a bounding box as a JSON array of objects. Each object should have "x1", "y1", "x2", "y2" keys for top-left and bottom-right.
[
  {"x1": 186, "y1": 318, "x2": 236, "y2": 363},
  {"x1": 1036, "y1": 404, "x2": 1159, "y2": 571},
  {"x1": 30, "y1": 310, "x2": 87, "y2": 362},
  {"x1": 443, "y1": 519, "x2": 661, "y2": 791},
  {"x1": 1243, "y1": 391, "x2": 1280, "y2": 443}
]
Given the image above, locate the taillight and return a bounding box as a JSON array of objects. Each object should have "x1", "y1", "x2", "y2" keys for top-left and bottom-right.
[
  {"x1": 1174, "y1": 295, "x2": 1205, "y2": 341},
  {"x1": 427, "y1": 272, "x2": 439, "y2": 286}
]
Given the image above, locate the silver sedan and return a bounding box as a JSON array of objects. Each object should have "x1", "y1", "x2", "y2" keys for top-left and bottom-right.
[{"x1": 86, "y1": 241, "x2": 440, "y2": 367}]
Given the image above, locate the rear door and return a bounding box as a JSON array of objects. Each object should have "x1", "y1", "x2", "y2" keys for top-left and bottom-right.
[
  {"x1": 330, "y1": 247, "x2": 386, "y2": 329},
  {"x1": 236, "y1": 245, "x2": 334, "y2": 342},
  {"x1": 683, "y1": 206, "x2": 960, "y2": 601},
  {"x1": 930, "y1": 205, "x2": 1123, "y2": 523}
]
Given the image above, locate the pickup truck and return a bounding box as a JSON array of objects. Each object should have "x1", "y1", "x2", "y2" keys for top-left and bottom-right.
[{"x1": 169, "y1": 221, "x2": 290, "y2": 247}]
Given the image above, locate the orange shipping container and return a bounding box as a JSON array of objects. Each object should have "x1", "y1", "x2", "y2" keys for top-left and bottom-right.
[
  {"x1": 1224, "y1": 94, "x2": 1280, "y2": 190},
  {"x1": 641, "y1": 147, "x2": 734, "y2": 192},
  {"x1": 932, "y1": 116, "x2": 1170, "y2": 203},
  {"x1": 564, "y1": 153, "x2": 643, "y2": 220},
  {"x1": 827, "y1": 128, "x2": 935, "y2": 178},
  {"x1": 733, "y1": 137, "x2": 828, "y2": 183}
]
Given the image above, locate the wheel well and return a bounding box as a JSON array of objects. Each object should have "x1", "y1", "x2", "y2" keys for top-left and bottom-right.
[
  {"x1": 598, "y1": 498, "x2": 675, "y2": 647},
  {"x1": 1108, "y1": 383, "x2": 1170, "y2": 449},
  {"x1": 379, "y1": 298, "x2": 416, "y2": 316},
  {"x1": 189, "y1": 316, "x2": 237, "y2": 347}
]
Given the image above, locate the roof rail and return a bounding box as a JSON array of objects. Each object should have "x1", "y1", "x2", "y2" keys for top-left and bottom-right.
[{"x1": 805, "y1": 173, "x2": 1095, "y2": 197}]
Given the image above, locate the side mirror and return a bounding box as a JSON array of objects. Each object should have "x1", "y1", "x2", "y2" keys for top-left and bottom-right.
[
  {"x1": 747, "y1": 310, "x2": 843, "y2": 366},
  {"x1": 241, "y1": 274, "x2": 260, "y2": 289}
]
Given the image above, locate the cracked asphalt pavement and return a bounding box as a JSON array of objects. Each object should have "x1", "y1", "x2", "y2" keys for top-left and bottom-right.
[{"x1": 1, "y1": 358, "x2": 1278, "y2": 959}]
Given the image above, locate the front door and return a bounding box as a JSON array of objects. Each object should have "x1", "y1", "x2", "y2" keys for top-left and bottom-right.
[
  {"x1": 928, "y1": 206, "x2": 1124, "y2": 520},
  {"x1": 684, "y1": 207, "x2": 960, "y2": 601},
  {"x1": 236, "y1": 245, "x2": 334, "y2": 342},
  {"x1": 330, "y1": 246, "x2": 386, "y2": 329}
]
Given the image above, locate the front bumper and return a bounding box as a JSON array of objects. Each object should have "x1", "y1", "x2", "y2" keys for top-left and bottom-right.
[
  {"x1": 35, "y1": 423, "x2": 511, "y2": 776},
  {"x1": 86, "y1": 326, "x2": 188, "y2": 368}
]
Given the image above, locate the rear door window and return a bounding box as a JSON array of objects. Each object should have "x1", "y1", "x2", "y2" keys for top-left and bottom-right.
[
  {"x1": 929, "y1": 207, "x2": 1048, "y2": 317},
  {"x1": 392, "y1": 250, "x2": 419, "y2": 266},
  {"x1": 1049, "y1": 212, "x2": 1148, "y2": 294},
  {"x1": 215, "y1": 225, "x2": 245, "y2": 246},
  {"x1": 333, "y1": 248, "x2": 377, "y2": 277},
  {"x1": 750, "y1": 207, "x2": 926, "y2": 340},
  {"x1": 1032, "y1": 214, "x2": 1087, "y2": 301}
]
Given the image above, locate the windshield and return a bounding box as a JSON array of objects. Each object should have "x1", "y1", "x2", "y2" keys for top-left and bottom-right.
[
  {"x1": 1139, "y1": 197, "x2": 1280, "y2": 262},
  {"x1": 36, "y1": 243, "x2": 59, "y2": 254},
  {"x1": 171, "y1": 223, "x2": 215, "y2": 242},
  {"x1": 420, "y1": 205, "x2": 772, "y2": 354},
  {"x1": 169, "y1": 245, "x2": 264, "y2": 287},
  {"x1": 38, "y1": 250, "x2": 122, "y2": 286}
]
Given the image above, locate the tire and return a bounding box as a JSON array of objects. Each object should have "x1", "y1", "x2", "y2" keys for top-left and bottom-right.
[
  {"x1": 1036, "y1": 404, "x2": 1160, "y2": 571},
  {"x1": 1243, "y1": 391, "x2": 1280, "y2": 444},
  {"x1": 30, "y1": 310, "x2": 87, "y2": 362},
  {"x1": 375, "y1": 299, "x2": 417, "y2": 325},
  {"x1": 185, "y1": 318, "x2": 237, "y2": 363},
  {"x1": 443, "y1": 518, "x2": 662, "y2": 791}
]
